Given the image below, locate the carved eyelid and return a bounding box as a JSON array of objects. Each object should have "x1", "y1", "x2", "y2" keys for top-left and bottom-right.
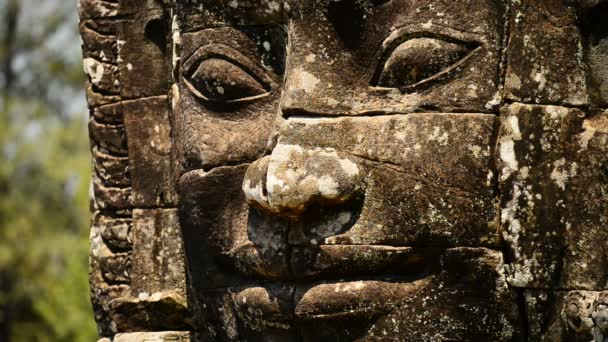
[
  {"x1": 181, "y1": 44, "x2": 274, "y2": 102},
  {"x1": 371, "y1": 24, "x2": 484, "y2": 89}
]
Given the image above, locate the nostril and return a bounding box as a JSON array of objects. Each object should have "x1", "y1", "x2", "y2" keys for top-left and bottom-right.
[
  {"x1": 287, "y1": 196, "x2": 364, "y2": 245},
  {"x1": 569, "y1": 315, "x2": 582, "y2": 329},
  {"x1": 243, "y1": 156, "x2": 273, "y2": 212}
]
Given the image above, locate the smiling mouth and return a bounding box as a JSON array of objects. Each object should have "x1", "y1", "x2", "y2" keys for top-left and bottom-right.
[
  {"x1": 223, "y1": 244, "x2": 440, "y2": 324},
  {"x1": 233, "y1": 202, "x2": 434, "y2": 283},
  {"x1": 221, "y1": 204, "x2": 441, "y2": 322},
  {"x1": 229, "y1": 276, "x2": 432, "y2": 325}
]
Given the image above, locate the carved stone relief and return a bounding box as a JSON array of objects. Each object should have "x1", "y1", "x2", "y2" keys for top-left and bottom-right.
[{"x1": 80, "y1": 0, "x2": 608, "y2": 340}]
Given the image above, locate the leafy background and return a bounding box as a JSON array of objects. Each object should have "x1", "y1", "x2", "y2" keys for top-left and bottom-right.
[{"x1": 0, "y1": 0, "x2": 98, "y2": 340}]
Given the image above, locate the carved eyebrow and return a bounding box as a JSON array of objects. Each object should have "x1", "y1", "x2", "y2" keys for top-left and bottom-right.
[
  {"x1": 366, "y1": 23, "x2": 484, "y2": 89},
  {"x1": 381, "y1": 23, "x2": 486, "y2": 51},
  {"x1": 212, "y1": 0, "x2": 288, "y2": 25},
  {"x1": 182, "y1": 43, "x2": 274, "y2": 89},
  {"x1": 328, "y1": 0, "x2": 390, "y2": 6}
]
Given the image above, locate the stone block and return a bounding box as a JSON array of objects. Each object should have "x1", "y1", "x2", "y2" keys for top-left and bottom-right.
[
  {"x1": 130, "y1": 209, "x2": 186, "y2": 295},
  {"x1": 497, "y1": 103, "x2": 583, "y2": 288},
  {"x1": 117, "y1": 10, "x2": 171, "y2": 99},
  {"x1": 123, "y1": 96, "x2": 177, "y2": 207},
  {"x1": 504, "y1": 0, "x2": 588, "y2": 105}
]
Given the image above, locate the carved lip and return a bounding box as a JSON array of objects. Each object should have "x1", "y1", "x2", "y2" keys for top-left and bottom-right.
[
  {"x1": 287, "y1": 245, "x2": 433, "y2": 319},
  {"x1": 293, "y1": 278, "x2": 431, "y2": 320},
  {"x1": 231, "y1": 277, "x2": 431, "y2": 325},
  {"x1": 228, "y1": 244, "x2": 435, "y2": 324},
  {"x1": 288, "y1": 245, "x2": 429, "y2": 280},
  {"x1": 229, "y1": 245, "x2": 434, "y2": 323},
  {"x1": 231, "y1": 243, "x2": 433, "y2": 282}
]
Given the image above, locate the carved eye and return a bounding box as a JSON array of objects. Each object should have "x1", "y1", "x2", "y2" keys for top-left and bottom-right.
[
  {"x1": 184, "y1": 58, "x2": 269, "y2": 103},
  {"x1": 374, "y1": 37, "x2": 477, "y2": 89},
  {"x1": 182, "y1": 44, "x2": 274, "y2": 104}
]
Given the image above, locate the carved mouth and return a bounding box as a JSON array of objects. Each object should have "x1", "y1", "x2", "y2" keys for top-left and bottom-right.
[
  {"x1": 227, "y1": 244, "x2": 436, "y2": 324},
  {"x1": 289, "y1": 245, "x2": 429, "y2": 280},
  {"x1": 230, "y1": 276, "x2": 431, "y2": 326},
  {"x1": 225, "y1": 244, "x2": 435, "y2": 325},
  {"x1": 179, "y1": 165, "x2": 504, "y2": 331},
  {"x1": 230, "y1": 199, "x2": 443, "y2": 283},
  {"x1": 293, "y1": 277, "x2": 431, "y2": 320}
]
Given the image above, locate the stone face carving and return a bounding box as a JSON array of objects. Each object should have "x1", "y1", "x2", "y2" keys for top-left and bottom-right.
[{"x1": 80, "y1": 0, "x2": 608, "y2": 341}]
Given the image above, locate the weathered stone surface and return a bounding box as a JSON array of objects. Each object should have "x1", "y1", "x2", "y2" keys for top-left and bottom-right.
[
  {"x1": 173, "y1": 28, "x2": 283, "y2": 174},
  {"x1": 176, "y1": 0, "x2": 288, "y2": 32},
  {"x1": 85, "y1": 83, "x2": 121, "y2": 108},
  {"x1": 192, "y1": 248, "x2": 521, "y2": 341},
  {"x1": 498, "y1": 104, "x2": 608, "y2": 291},
  {"x1": 79, "y1": 0, "x2": 608, "y2": 340},
  {"x1": 79, "y1": 0, "x2": 119, "y2": 20},
  {"x1": 559, "y1": 111, "x2": 608, "y2": 290},
  {"x1": 92, "y1": 208, "x2": 191, "y2": 333},
  {"x1": 91, "y1": 215, "x2": 132, "y2": 285},
  {"x1": 180, "y1": 165, "x2": 288, "y2": 289},
  {"x1": 113, "y1": 331, "x2": 190, "y2": 342},
  {"x1": 324, "y1": 248, "x2": 520, "y2": 341},
  {"x1": 117, "y1": 6, "x2": 171, "y2": 99},
  {"x1": 90, "y1": 212, "x2": 132, "y2": 337},
  {"x1": 90, "y1": 283, "x2": 129, "y2": 337},
  {"x1": 577, "y1": 0, "x2": 608, "y2": 7},
  {"x1": 194, "y1": 284, "x2": 296, "y2": 340},
  {"x1": 497, "y1": 103, "x2": 583, "y2": 288},
  {"x1": 92, "y1": 176, "x2": 132, "y2": 210},
  {"x1": 123, "y1": 97, "x2": 177, "y2": 207},
  {"x1": 130, "y1": 209, "x2": 186, "y2": 296},
  {"x1": 83, "y1": 57, "x2": 120, "y2": 95},
  {"x1": 118, "y1": 0, "x2": 169, "y2": 17},
  {"x1": 524, "y1": 290, "x2": 608, "y2": 341},
  {"x1": 94, "y1": 213, "x2": 132, "y2": 251},
  {"x1": 278, "y1": 114, "x2": 497, "y2": 197},
  {"x1": 290, "y1": 245, "x2": 426, "y2": 279},
  {"x1": 281, "y1": 0, "x2": 505, "y2": 115},
  {"x1": 89, "y1": 118, "x2": 128, "y2": 156},
  {"x1": 582, "y1": 3, "x2": 608, "y2": 107},
  {"x1": 504, "y1": 0, "x2": 588, "y2": 105},
  {"x1": 79, "y1": 19, "x2": 118, "y2": 64},
  {"x1": 109, "y1": 290, "x2": 190, "y2": 332},
  {"x1": 98, "y1": 249, "x2": 131, "y2": 284},
  {"x1": 92, "y1": 102, "x2": 123, "y2": 124},
  {"x1": 92, "y1": 147, "x2": 130, "y2": 188},
  {"x1": 246, "y1": 114, "x2": 500, "y2": 247}
]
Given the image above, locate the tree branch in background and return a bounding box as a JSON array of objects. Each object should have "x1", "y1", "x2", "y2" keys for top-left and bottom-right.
[{"x1": 2, "y1": 0, "x2": 20, "y2": 112}]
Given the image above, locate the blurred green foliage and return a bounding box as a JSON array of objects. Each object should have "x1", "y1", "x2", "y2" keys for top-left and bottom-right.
[{"x1": 0, "y1": 0, "x2": 98, "y2": 340}]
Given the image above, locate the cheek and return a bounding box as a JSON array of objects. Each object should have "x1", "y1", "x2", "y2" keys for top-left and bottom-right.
[{"x1": 173, "y1": 83, "x2": 281, "y2": 175}]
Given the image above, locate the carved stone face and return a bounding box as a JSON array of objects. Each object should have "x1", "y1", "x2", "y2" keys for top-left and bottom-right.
[
  {"x1": 175, "y1": 0, "x2": 521, "y2": 340},
  {"x1": 81, "y1": 0, "x2": 608, "y2": 340}
]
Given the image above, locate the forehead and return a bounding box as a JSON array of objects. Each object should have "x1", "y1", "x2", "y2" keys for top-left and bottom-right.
[
  {"x1": 176, "y1": 0, "x2": 288, "y2": 30},
  {"x1": 175, "y1": 0, "x2": 503, "y2": 32}
]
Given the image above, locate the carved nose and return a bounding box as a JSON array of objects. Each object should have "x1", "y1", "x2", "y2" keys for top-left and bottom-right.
[{"x1": 242, "y1": 144, "x2": 363, "y2": 218}]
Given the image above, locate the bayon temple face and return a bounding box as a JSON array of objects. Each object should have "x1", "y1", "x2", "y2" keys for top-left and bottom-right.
[{"x1": 81, "y1": 0, "x2": 608, "y2": 340}]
